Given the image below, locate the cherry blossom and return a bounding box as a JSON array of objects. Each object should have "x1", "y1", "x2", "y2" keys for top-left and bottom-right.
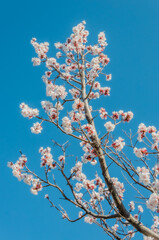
[
  {"x1": 99, "y1": 87, "x2": 110, "y2": 96},
  {"x1": 153, "y1": 164, "x2": 159, "y2": 176},
  {"x1": 106, "y1": 74, "x2": 112, "y2": 81},
  {"x1": 31, "y1": 38, "x2": 49, "y2": 60},
  {"x1": 31, "y1": 179, "x2": 42, "y2": 195},
  {"x1": 138, "y1": 205, "x2": 144, "y2": 213},
  {"x1": 137, "y1": 123, "x2": 147, "y2": 142},
  {"x1": 129, "y1": 201, "x2": 135, "y2": 211},
  {"x1": 31, "y1": 122, "x2": 42, "y2": 134},
  {"x1": 112, "y1": 137, "x2": 125, "y2": 151},
  {"x1": 134, "y1": 147, "x2": 148, "y2": 158},
  {"x1": 84, "y1": 215, "x2": 96, "y2": 224},
  {"x1": 99, "y1": 107, "x2": 107, "y2": 119},
  {"x1": 111, "y1": 224, "x2": 119, "y2": 232},
  {"x1": 32, "y1": 57, "x2": 41, "y2": 66},
  {"x1": 137, "y1": 167, "x2": 150, "y2": 186},
  {"x1": 121, "y1": 111, "x2": 133, "y2": 122},
  {"x1": 104, "y1": 121, "x2": 115, "y2": 132},
  {"x1": 62, "y1": 116, "x2": 72, "y2": 134},
  {"x1": 146, "y1": 193, "x2": 159, "y2": 212},
  {"x1": 20, "y1": 103, "x2": 39, "y2": 119},
  {"x1": 111, "y1": 177, "x2": 125, "y2": 200},
  {"x1": 58, "y1": 155, "x2": 65, "y2": 163},
  {"x1": 39, "y1": 147, "x2": 55, "y2": 169}
]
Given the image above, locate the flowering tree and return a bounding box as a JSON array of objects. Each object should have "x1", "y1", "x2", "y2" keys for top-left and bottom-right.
[{"x1": 8, "y1": 21, "x2": 159, "y2": 240}]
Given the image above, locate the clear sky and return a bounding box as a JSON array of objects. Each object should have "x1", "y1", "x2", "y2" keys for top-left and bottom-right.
[{"x1": 1, "y1": 0, "x2": 159, "y2": 239}]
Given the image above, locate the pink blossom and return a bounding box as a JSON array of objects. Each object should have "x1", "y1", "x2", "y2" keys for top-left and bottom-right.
[
  {"x1": 137, "y1": 167, "x2": 150, "y2": 186},
  {"x1": 31, "y1": 38, "x2": 49, "y2": 59},
  {"x1": 72, "y1": 99, "x2": 84, "y2": 111},
  {"x1": 111, "y1": 177, "x2": 125, "y2": 200},
  {"x1": 39, "y1": 147, "x2": 55, "y2": 169},
  {"x1": 45, "y1": 194, "x2": 49, "y2": 199},
  {"x1": 32, "y1": 57, "x2": 41, "y2": 66},
  {"x1": 84, "y1": 215, "x2": 96, "y2": 224},
  {"x1": 111, "y1": 224, "x2": 119, "y2": 232},
  {"x1": 82, "y1": 124, "x2": 95, "y2": 137},
  {"x1": 137, "y1": 123, "x2": 147, "y2": 142},
  {"x1": 62, "y1": 116, "x2": 72, "y2": 134},
  {"x1": 134, "y1": 147, "x2": 148, "y2": 158},
  {"x1": 93, "y1": 81, "x2": 101, "y2": 90},
  {"x1": 104, "y1": 121, "x2": 115, "y2": 132},
  {"x1": 129, "y1": 201, "x2": 135, "y2": 211},
  {"x1": 99, "y1": 87, "x2": 110, "y2": 96},
  {"x1": 98, "y1": 32, "x2": 107, "y2": 47},
  {"x1": 106, "y1": 74, "x2": 112, "y2": 81},
  {"x1": 99, "y1": 107, "x2": 107, "y2": 119},
  {"x1": 121, "y1": 111, "x2": 133, "y2": 122},
  {"x1": 153, "y1": 164, "x2": 159, "y2": 176},
  {"x1": 138, "y1": 205, "x2": 144, "y2": 213},
  {"x1": 146, "y1": 193, "x2": 159, "y2": 212},
  {"x1": 112, "y1": 137, "x2": 125, "y2": 151},
  {"x1": 20, "y1": 103, "x2": 39, "y2": 119},
  {"x1": 31, "y1": 122, "x2": 42, "y2": 134},
  {"x1": 58, "y1": 155, "x2": 65, "y2": 163}
]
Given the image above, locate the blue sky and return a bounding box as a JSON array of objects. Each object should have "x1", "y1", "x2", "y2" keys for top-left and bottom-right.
[{"x1": 1, "y1": 0, "x2": 159, "y2": 239}]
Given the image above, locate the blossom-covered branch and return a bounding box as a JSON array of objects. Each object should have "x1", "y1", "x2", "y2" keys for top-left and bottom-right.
[{"x1": 8, "y1": 21, "x2": 159, "y2": 240}]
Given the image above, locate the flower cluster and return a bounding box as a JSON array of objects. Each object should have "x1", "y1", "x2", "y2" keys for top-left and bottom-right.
[
  {"x1": 151, "y1": 216, "x2": 159, "y2": 233},
  {"x1": 54, "y1": 21, "x2": 88, "y2": 54},
  {"x1": 153, "y1": 164, "x2": 159, "y2": 176},
  {"x1": 20, "y1": 103, "x2": 39, "y2": 119},
  {"x1": 82, "y1": 152, "x2": 97, "y2": 165},
  {"x1": 8, "y1": 155, "x2": 27, "y2": 181},
  {"x1": 31, "y1": 122, "x2": 43, "y2": 134},
  {"x1": 99, "y1": 87, "x2": 110, "y2": 96},
  {"x1": 69, "y1": 98, "x2": 85, "y2": 122},
  {"x1": 39, "y1": 147, "x2": 56, "y2": 169},
  {"x1": 112, "y1": 137, "x2": 125, "y2": 151},
  {"x1": 8, "y1": 155, "x2": 42, "y2": 195},
  {"x1": 72, "y1": 98, "x2": 84, "y2": 111},
  {"x1": 82, "y1": 124, "x2": 96, "y2": 137},
  {"x1": 104, "y1": 121, "x2": 115, "y2": 132},
  {"x1": 62, "y1": 116, "x2": 72, "y2": 134},
  {"x1": 137, "y1": 123, "x2": 159, "y2": 151},
  {"x1": 137, "y1": 123, "x2": 147, "y2": 142},
  {"x1": 120, "y1": 111, "x2": 133, "y2": 122},
  {"x1": 152, "y1": 180, "x2": 159, "y2": 191},
  {"x1": 69, "y1": 88, "x2": 80, "y2": 99},
  {"x1": 99, "y1": 107, "x2": 107, "y2": 119},
  {"x1": 146, "y1": 193, "x2": 159, "y2": 212},
  {"x1": 84, "y1": 215, "x2": 96, "y2": 224},
  {"x1": 31, "y1": 179, "x2": 43, "y2": 195},
  {"x1": 98, "y1": 32, "x2": 107, "y2": 47},
  {"x1": 41, "y1": 100, "x2": 53, "y2": 111},
  {"x1": 134, "y1": 147, "x2": 148, "y2": 158},
  {"x1": 31, "y1": 37, "x2": 49, "y2": 60},
  {"x1": 129, "y1": 201, "x2": 135, "y2": 211},
  {"x1": 111, "y1": 177, "x2": 125, "y2": 200},
  {"x1": 71, "y1": 160, "x2": 106, "y2": 211},
  {"x1": 71, "y1": 161, "x2": 86, "y2": 182},
  {"x1": 151, "y1": 131, "x2": 159, "y2": 151},
  {"x1": 112, "y1": 224, "x2": 119, "y2": 232},
  {"x1": 137, "y1": 167, "x2": 150, "y2": 186},
  {"x1": 44, "y1": 79, "x2": 67, "y2": 101}
]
